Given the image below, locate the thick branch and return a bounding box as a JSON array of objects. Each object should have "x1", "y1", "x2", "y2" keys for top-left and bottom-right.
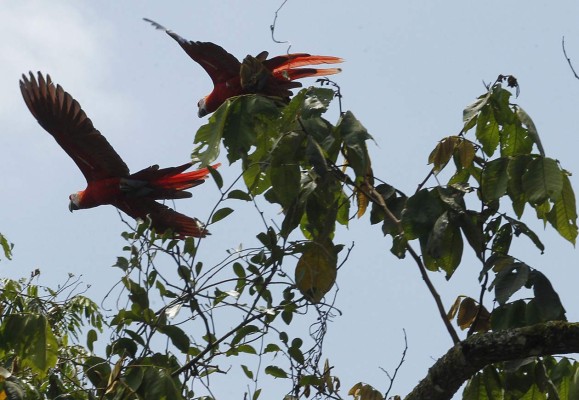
[{"x1": 404, "y1": 321, "x2": 579, "y2": 400}]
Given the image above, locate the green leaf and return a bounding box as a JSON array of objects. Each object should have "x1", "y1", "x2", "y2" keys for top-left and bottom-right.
[
  {"x1": 464, "y1": 90, "x2": 491, "y2": 132},
  {"x1": 0, "y1": 315, "x2": 58, "y2": 377},
  {"x1": 547, "y1": 173, "x2": 578, "y2": 244},
  {"x1": 301, "y1": 87, "x2": 335, "y2": 119},
  {"x1": 482, "y1": 366, "x2": 504, "y2": 399},
  {"x1": 270, "y1": 132, "x2": 304, "y2": 208},
  {"x1": 516, "y1": 106, "x2": 545, "y2": 156},
  {"x1": 490, "y1": 86, "x2": 514, "y2": 125},
  {"x1": 520, "y1": 384, "x2": 547, "y2": 400},
  {"x1": 0, "y1": 233, "x2": 13, "y2": 261},
  {"x1": 281, "y1": 198, "x2": 306, "y2": 239},
  {"x1": 233, "y1": 262, "x2": 246, "y2": 278},
  {"x1": 491, "y1": 299, "x2": 528, "y2": 330},
  {"x1": 507, "y1": 155, "x2": 532, "y2": 218},
  {"x1": 475, "y1": 105, "x2": 500, "y2": 157},
  {"x1": 159, "y1": 325, "x2": 190, "y2": 353},
  {"x1": 211, "y1": 207, "x2": 234, "y2": 224},
  {"x1": 243, "y1": 162, "x2": 271, "y2": 196},
  {"x1": 335, "y1": 111, "x2": 373, "y2": 180},
  {"x1": 504, "y1": 216, "x2": 545, "y2": 253},
  {"x1": 492, "y1": 263, "x2": 530, "y2": 305},
  {"x1": 122, "y1": 277, "x2": 149, "y2": 309},
  {"x1": 231, "y1": 325, "x2": 260, "y2": 346},
  {"x1": 459, "y1": 211, "x2": 484, "y2": 259},
  {"x1": 481, "y1": 157, "x2": 509, "y2": 202},
  {"x1": 193, "y1": 95, "x2": 281, "y2": 165},
  {"x1": 402, "y1": 189, "x2": 445, "y2": 240},
  {"x1": 288, "y1": 346, "x2": 305, "y2": 364},
  {"x1": 236, "y1": 344, "x2": 257, "y2": 354},
  {"x1": 526, "y1": 270, "x2": 566, "y2": 322},
  {"x1": 83, "y1": 356, "x2": 111, "y2": 388},
  {"x1": 522, "y1": 157, "x2": 563, "y2": 205},
  {"x1": 302, "y1": 179, "x2": 342, "y2": 240},
  {"x1": 241, "y1": 364, "x2": 254, "y2": 380},
  {"x1": 265, "y1": 365, "x2": 288, "y2": 378},
  {"x1": 306, "y1": 135, "x2": 329, "y2": 177},
  {"x1": 123, "y1": 365, "x2": 145, "y2": 392},
  {"x1": 500, "y1": 122, "x2": 534, "y2": 157},
  {"x1": 192, "y1": 107, "x2": 226, "y2": 165},
  {"x1": 139, "y1": 366, "x2": 182, "y2": 400},
  {"x1": 110, "y1": 337, "x2": 138, "y2": 358},
  {"x1": 208, "y1": 165, "x2": 223, "y2": 189},
  {"x1": 87, "y1": 329, "x2": 98, "y2": 352},
  {"x1": 422, "y1": 212, "x2": 463, "y2": 278},
  {"x1": 228, "y1": 189, "x2": 252, "y2": 201},
  {"x1": 492, "y1": 223, "x2": 513, "y2": 255}
]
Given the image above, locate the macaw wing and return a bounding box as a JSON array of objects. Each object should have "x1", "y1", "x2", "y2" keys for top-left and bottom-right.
[
  {"x1": 20, "y1": 72, "x2": 129, "y2": 182},
  {"x1": 144, "y1": 18, "x2": 240, "y2": 84},
  {"x1": 115, "y1": 197, "x2": 208, "y2": 238}
]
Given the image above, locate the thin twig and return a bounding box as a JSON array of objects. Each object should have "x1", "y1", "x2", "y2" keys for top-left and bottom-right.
[
  {"x1": 562, "y1": 36, "x2": 579, "y2": 80},
  {"x1": 467, "y1": 272, "x2": 489, "y2": 337},
  {"x1": 172, "y1": 309, "x2": 272, "y2": 377},
  {"x1": 270, "y1": 0, "x2": 291, "y2": 52},
  {"x1": 382, "y1": 328, "x2": 408, "y2": 399}
]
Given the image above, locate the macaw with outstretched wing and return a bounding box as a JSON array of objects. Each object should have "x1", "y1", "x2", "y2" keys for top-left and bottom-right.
[
  {"x1": 20, "y1": 72, "x2": 218, "y2": 237},
  {"x1": 144, "y1": 18, "x2": 343, "y2": 117}
]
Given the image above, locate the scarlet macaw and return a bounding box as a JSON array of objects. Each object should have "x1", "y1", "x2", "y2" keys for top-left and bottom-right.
[
  {"x1": 144, "y1": 18, "x2": 343, "y2": 117},
  {"x1": 20, "y1": 72, "x2": 218, "y2": 237}
]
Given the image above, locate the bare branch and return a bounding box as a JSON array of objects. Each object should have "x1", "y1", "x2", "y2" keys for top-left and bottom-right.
[
  {"x1": 382, "y1": 329, "x2": 408, "y2": 399},
  {"x1": 270, "y1": 0, "x2": 291, "y2": 51},
  {"x1": 562, "y1": 36, "x2": 579, "y2": 80}
]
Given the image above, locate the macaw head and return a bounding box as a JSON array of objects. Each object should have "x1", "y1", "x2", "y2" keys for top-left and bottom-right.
[{"x1": 69, "y1": 193, "x2": 81, "y2": 212}]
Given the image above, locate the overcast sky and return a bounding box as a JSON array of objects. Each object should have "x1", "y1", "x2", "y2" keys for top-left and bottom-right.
[{"x1": 3, "y1": 1, "x2": 579, "y2": 398}]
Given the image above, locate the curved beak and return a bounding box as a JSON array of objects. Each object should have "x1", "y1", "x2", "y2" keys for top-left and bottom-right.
[
  {"x1": 198, "y1": 97, "x2": 208, "y2": 118},
  {"x1": 69, "y1": 200, "x2": 79, "y2": 212}
]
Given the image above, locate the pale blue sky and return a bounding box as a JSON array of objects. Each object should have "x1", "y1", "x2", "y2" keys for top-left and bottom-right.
[{"x1": 3, "y1": 1, "x2": 579, "y2": 398}]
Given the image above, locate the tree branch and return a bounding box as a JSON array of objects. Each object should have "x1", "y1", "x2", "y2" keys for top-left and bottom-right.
[
  {"x1": 562, "y1": 36, "x2": 579, "y2": 80},
  {"x1": 404, "y1": 321, "x2": 579, "y2": 400}
]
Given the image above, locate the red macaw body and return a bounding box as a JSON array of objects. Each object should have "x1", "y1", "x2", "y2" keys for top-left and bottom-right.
[
  {"x1": 20, "y1": 72, "x2": 218, "y2": 237},
  {"x1": 144, "y1": 18, "x2": 343, "y2": 117}
]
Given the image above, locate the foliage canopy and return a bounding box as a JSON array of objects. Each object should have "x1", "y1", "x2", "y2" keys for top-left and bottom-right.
[{"x1": 1, "y1": 70, "x2": 578, "y2": 400}]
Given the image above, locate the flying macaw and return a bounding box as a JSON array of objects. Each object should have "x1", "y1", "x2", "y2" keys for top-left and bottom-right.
[
  {"x1": 20, "y1": 72, "x2": 218, "y2": 238},
  {"x1": 144, "y1": 18, "x2": 343, "y2": 117}
]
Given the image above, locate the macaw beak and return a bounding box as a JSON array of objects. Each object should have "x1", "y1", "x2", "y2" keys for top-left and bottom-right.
[
  {"x1": 69, "y1": 200, "x2": 79, "y2": 212},
  {"x1": 198, "y1": 97, "x2": 208, "y2": 118}
]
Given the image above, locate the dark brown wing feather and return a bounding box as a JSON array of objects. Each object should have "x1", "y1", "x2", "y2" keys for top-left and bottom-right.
[
  {"x1": 20, "y1": 72, "x2": 129, "y2": 181},
  {"x1": 144, "y1": 18, "x2": 240, "y2": 84},
  {"x1": 114, "y1": 198, "x2": 207, "y2": 238}
]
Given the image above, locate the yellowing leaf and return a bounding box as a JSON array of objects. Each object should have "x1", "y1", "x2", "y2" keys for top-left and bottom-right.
[
  {"x1": 456, "y1": 140, "x2": 476, "y2": 169},
  {"x1": 447, "y1": 295, "x2": 464, "y2": 320},
  {"x1": 428, "y1": 136, "x2": 460, "y2": 174},
  {"x1": 348, "y1": 382, "x2": 383, "y2": 400},
  {"x1": 295, "y1": 241, "x2": 337, "y2": 303},
  {"x1": 457, "y1": 297, "x2": 479, "y2": 330}
]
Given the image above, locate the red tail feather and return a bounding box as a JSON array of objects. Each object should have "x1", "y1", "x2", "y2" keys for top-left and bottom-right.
[
  {"x1": 267, "y1": 54, "x2": 343, "y2": 72},
  {"x1": 275, "y1": 67, "x2": 342, "y2": 82},
  {"x1": 154, "y1": 163, "x2": 220, "y2": 191}
]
